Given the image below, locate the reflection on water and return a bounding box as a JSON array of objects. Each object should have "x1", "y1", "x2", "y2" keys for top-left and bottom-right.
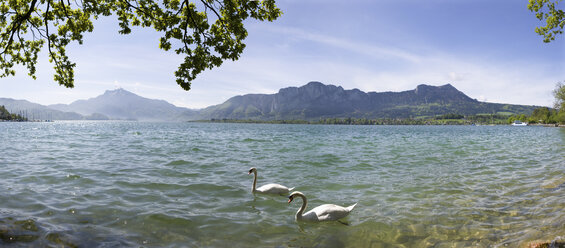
[{"x1": 0, "y1": 122, "x2": 564, "y2": 247}]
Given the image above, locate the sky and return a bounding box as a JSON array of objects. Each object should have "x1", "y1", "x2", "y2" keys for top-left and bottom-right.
[{"x1": 1, "y1": 0, "x2": 564, "y2": 109}]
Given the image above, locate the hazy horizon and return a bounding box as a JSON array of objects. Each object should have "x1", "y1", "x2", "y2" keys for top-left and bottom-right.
[{"x1": 1, "y1": 82, "x2": 550, "y2": 111}]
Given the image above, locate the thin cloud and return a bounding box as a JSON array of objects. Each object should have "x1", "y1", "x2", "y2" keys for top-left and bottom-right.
[{"x1": 259, "y1": 25, "x2": 423, "y2": 63}]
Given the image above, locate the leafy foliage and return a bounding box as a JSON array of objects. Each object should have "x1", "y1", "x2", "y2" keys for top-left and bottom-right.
[
  {"x1": 553, "y1": 81, "x2": 565, "y2": 111},
  {"x1": 528, "y1": 0, "x2": 565, "y2": 42},
  {"x1": 530, "y1": 107, "x2": 552, "y2": 122},
  {"x1": 0, "y1": 0, "x2": 282, "y2": 90},
  {"x1": 508, "y1": 106, "x2": 565, "y2": 125}
]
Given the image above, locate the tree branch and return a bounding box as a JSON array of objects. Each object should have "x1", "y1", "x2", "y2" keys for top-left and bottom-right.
[
  {"x1": 59, "y1": 0, "x2": 71, "y2": 19},
  {"x1": 122, "y1": 0, "x2": 157, "y2": 22},
  {"x1": 200, "y1": 0, "x2": 223, "y2": 24},
  {"x1": 45, "y1": 0, "x2": 62, "y2": 72},
  {"x1": 1, "y1": 0, "x2": 39, "y2": 55}
]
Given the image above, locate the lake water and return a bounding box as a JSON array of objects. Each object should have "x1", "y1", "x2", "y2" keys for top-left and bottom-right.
[{"x1": 0, "y1": 122, "x2": 564, "y2": 247}]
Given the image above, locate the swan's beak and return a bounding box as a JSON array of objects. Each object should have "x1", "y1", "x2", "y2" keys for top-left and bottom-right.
[{"x1": 288, "y1": 196, "x2": 293, "y2": 204}]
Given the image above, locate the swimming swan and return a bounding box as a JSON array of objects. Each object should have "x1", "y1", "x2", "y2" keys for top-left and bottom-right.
[
  {"x1": 288, "y1": 191, "x2": 357, "y2": 222},
  {"x1": 248, "y1": 167, "x2": 294, "y2": 195}
]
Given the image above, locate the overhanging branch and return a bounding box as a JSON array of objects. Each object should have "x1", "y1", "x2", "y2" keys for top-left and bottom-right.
[{"x1": 1, "y1": 0, "x2": 39, "y2": 55}]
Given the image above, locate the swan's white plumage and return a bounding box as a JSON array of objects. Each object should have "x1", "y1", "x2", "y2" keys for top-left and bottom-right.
[
  {"x1": 256, "y1": 183, "x2": 294, "y2": 194},
  {"x1": 248, "y1": 167, "x2": 293, "y2": 195},
  {"x1": 288, "y1": 191, "x2": 356, "y2": 222}
]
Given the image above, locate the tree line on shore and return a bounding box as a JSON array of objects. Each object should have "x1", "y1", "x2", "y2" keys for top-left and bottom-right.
[
  {"x1": 205, "y1": 106, "x2": 565, "y2": 126},
  {"x1": 507, "y1": 107, "x2": 565, "y2": 125},
  {"x1": 0, "y1": 105, "x2": 27, "y2": 121},
  {"x1": 205, "y1": 114, "x2": 513, "y2": 125},
  {"x1": 508, "y1": 82, "x2": 565, "y2": 125}
]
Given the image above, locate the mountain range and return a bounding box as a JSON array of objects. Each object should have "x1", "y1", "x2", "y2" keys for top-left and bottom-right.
[
  {"x1": 199, "y1": 82, "x2": 538, "y2": 120},
  {"x1": 48, "y1": 88, "x2": 198, "y2": 121},
  {"x1": 0, "y1": 82, "x2": 540, "y2": 121}
]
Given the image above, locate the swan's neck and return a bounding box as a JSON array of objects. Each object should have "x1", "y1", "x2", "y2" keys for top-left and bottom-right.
[
  {"x1": 295, "y1": 193, "x2": 307, "y2": 220},
  {"x1": 251, "y1": 170, "x2": 258, "y2": 192}
]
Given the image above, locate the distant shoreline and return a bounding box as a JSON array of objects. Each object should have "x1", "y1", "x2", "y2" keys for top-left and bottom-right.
[
  {"x1": 2, "y1": 119, "x2": 563, "y2": 127},
  {"x1": 191, "y1": 119, "x2": 565, "y2": 127}
]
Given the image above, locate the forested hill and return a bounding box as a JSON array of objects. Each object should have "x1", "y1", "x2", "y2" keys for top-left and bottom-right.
[
  {"x1": 199, "y1": 82, "x2": 539, "y2": 120},
  {"x1": 0, "y1": 82, "x2": 540, "y2": 121}
]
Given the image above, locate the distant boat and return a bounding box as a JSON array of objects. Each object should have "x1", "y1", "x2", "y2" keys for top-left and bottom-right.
[{"x1": 511, "y1": 120, "x2": 528, "y2": 126}]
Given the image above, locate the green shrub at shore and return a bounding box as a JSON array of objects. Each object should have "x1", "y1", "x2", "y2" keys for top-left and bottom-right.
[{"x1": 508, "y1": 107, "x2": 565, "y2": 125}]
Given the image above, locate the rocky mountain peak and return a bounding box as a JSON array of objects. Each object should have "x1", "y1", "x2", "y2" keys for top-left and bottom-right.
[{"x1": 102, "y1": 88, "x2": 137, "y2": 98}]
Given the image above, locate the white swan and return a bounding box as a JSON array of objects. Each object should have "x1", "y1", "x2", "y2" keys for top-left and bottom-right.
[
  {"x1": 288, "y1": 191, "x2": 357, "y2": 222},
  {"x1": 248, "y1": 167, "x2": 294, "y2": 195}
]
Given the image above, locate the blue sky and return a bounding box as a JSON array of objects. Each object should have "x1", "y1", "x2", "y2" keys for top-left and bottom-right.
[{"x1": 1, "y1": 0, "x2": 564, "y2": 109}]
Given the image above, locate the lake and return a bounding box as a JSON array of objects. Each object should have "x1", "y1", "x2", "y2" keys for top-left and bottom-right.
[{"x1": 0, "y1": 122, "x2": 564, "y2": 247}]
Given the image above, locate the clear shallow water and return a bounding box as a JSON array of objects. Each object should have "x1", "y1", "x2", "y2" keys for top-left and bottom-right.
[{"x1": 0, "y1": 122, "x2": 564, "y2": 247}]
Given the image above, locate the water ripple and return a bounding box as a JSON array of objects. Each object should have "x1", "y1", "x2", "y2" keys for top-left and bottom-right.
[{"x1": 0, "y1": 122, "x2": 564, "y2": 247}]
